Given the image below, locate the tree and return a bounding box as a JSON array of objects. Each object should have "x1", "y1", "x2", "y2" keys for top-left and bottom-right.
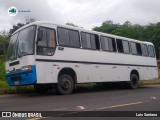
[
  {"x1": 93, "y1": 20, "x2": 160, "y2": 59},
  {"x1": 66, "y1": 23, "x2": 79, "y2": 27},
  {"x1": 9, "y1": 18, "x2": 37, "y2": 35},
  {"x1": 9, "y1": 23, "x2": 25, "y2": 35},
  {"x1": 93, "y1": 20, "x2": 120, "y2": 33}
]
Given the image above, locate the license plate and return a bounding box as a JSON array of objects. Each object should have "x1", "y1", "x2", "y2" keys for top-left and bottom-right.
[{"x1": 14, "y1": 81, "x2": 19, "y2": 85}]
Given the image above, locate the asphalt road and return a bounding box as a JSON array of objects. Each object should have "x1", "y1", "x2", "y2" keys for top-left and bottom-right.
[{"x1": 0, "y1": 85, "x2": 160, "y2": 119}]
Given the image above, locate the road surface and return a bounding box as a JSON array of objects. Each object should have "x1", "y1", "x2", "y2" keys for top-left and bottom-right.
[{"x1": 0, "y1": 85, "x2": 160, "y2": 118}]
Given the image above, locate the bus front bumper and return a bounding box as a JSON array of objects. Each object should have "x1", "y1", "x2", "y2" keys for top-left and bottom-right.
[{"x1": 6, "y1": 65, "x2": 37, "y2": 86}]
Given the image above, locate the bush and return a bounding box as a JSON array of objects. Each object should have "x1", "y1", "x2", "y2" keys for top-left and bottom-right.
[
  {"x1": 0, "y1": 55, "x2": 8, "y2": 91},
  {"x1": 0, "y1": 55, "x2": 6, "y2": 81},
  {"x1": 0, "y1": 80, "x2": 8, "y2": 88}
]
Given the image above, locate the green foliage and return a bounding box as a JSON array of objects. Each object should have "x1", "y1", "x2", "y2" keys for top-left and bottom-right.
[
  {"x1": 0, "y1": 35, "x2": 9, "y2": 55},
  {"x1": 0, "y1": 55, "x2": 6, "y2": 81},
  {"x1": 0, "y1": 80, "x2": 8, "y2": 88},
  {"x1": 0, "y1": 55, "x2": 8, "y2": 93},
  {"x1": 93, "y1": 20, "x2": 160, "y2": 59},
  {"x1": 9, "y1": 23, "x2": 24, "y2": 35},
  {"x1": 66, "y1": 23, "x2": 79, "y2": 27},
  {"x1": 9, "y1": 18, "x2": 37, "y2": 36}
]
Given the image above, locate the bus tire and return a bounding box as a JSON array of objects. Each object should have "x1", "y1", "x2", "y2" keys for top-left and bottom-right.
[
  {"x1": 34, "y1": 84, "x2": 49, "y2": 93},
  {"x1": 128, "y1": 74, "x2": 139, "y2": 89},
  {"x1": 57, "y1": 74, "x2": 74, "y2": 95}
]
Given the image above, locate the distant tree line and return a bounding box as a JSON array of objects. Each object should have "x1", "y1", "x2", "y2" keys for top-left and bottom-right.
[{"x1": 93, "y1": 20, "x2": 160, "y2": 59}]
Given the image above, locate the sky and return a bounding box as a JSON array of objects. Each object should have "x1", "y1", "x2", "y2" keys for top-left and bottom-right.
[{"x1": 0, "y1": 0, "x2": 160, "y2": 31}]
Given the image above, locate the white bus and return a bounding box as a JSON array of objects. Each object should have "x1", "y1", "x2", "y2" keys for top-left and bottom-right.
[{"x1": 5, "y1": 21, "x2": 158, "y2": 94}]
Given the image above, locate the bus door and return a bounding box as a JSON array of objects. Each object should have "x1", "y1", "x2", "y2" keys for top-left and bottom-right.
[{"x1": 35, "y1": 27, "x2": 56, "y2": 83}]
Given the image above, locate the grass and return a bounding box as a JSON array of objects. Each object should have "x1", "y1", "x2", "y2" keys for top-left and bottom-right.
[{"x1": 139, "y1": 79, "x2": 160, "y2": 86}]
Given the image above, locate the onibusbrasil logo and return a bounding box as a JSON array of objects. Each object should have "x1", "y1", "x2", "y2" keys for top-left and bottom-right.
[{"x1": 8, "y1": 6, "x2": 18, "y2": 16}]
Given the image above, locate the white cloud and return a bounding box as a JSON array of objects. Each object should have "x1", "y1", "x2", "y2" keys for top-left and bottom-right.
[{"x1": 0, "y1": 0, "x2": 160, "y2": 30}]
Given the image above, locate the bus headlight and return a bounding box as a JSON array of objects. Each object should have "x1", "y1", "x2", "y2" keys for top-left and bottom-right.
[
  {"x1": 28, "y1": 65, "x2": 32, "y2": 70},
  {"x1": 21, "y1": 65, "x2": 32, "y2": 70}
]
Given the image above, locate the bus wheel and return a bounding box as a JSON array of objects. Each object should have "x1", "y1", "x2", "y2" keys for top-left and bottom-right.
[
  {"x1": 34, "y1": 84, "x2": 49, "y2": 93},
  {"x1": 128, "y1": 74, "x2": 139, "y2": 89},
  {"x1": 57, "y1": 74, "x2": 74, "y2": 95}
]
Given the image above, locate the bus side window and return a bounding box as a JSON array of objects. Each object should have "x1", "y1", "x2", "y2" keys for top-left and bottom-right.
[
  {"x1": 131, "y1": 42, "x2": 137, "y2": 55},
  {"x1": 122, "y1": 40, "x2": 130, "y2": 54},
  {"x1": 81, "y1": 32, "x2": 100, "y2": 50},
  {"x1": 141, "y1": 44, "x2": 149, "y2": 56},
  {"x1": 101, "y1": 36, "x2": 109, "y2": 51},
  {"x1": 81, "y1": 32, "x2": 91, "y2": 49},
  {"x1": 57, "y1": 27, "x2": 80, "y2": 48},
  {"x1": 37, "y1": 27, "x2": 56, "y2": 56},
  {"x1": 131, "y1": 42, "x2": 142, "y2": 56},
  {"x1": 148, "y1": 45, "x2": 155, "y2": 57},
  {"x1": 91, "y1": 34, "x2": 100, "y2": 50},
  {"x1": 116, "y1": 39, "x2": 124, "y2": 53},
  {"x1": 57, "y1": 28, "x2": 70, "y2": 46},
  {"x1": 68, "y1": 30, "x2": 80, "y2": 48},
  {"x1": 108, "y1": 37, "x2": 116, "y2": 52},
  {"x1": 136, "y1": 43, "x2": 142, "y2": 55}
]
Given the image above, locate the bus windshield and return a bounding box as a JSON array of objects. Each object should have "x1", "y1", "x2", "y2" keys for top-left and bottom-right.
[{"x1": 7, "y1": 26, "x2": 36, "y2": 60}]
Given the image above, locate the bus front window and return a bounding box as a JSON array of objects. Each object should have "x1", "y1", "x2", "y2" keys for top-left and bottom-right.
[
  {"x1": 7, "y1": 26, "x2": 36, "y2": 60},
  {"x1": 17, "y1": 26, "x2": 36, "y2": 57},
  {"x1": 7, "y1": 33, "x2": 18, "y2": 60}
]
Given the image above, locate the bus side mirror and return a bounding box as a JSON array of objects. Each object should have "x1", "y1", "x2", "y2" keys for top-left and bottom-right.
[{"x1": 38, "y1": 29, "x2": 43, "y2": 41}]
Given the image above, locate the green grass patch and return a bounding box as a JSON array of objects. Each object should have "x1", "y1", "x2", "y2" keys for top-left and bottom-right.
[
  {"x1": 77, "y1": 83, "x2": 97, "y2": 88},
  {"x1": 139, "y1": 79, "x2": 160, "y2": 86}
]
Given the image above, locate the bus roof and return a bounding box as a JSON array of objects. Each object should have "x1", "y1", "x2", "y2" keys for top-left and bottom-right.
[{"x1": 13, "y1": 21, "x2": 154, "y2": 46}]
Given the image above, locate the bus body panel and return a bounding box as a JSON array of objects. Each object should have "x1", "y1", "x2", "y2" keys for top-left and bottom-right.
[
  {"x1": 35, "y1": 46, "x2": 158, "y2": 84},
  {"x1": 6, "y1": 55, "x2": 37, "y2": 86},
  {"x1": 5, "y1": 22, "x2": 158, "y2": 87},
  {"x1": 35, "y1": 61, "x2": 53, "y2": 83}
]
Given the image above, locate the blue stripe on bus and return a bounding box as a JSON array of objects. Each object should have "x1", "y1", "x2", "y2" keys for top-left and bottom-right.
[{"x1": 6, "y1": 65, "x2": 37, "y2": 86}]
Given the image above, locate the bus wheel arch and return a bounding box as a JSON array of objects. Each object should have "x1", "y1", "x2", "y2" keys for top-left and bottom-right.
[
  {"x1": 128, "y1": 69, "x2": 140, "y2": 89},
  {"x1": 131, "y1": 69, "x2": 139, "y2": 79},
  {"x1": 57, "y1": 68, "x2": 77, "y2": 94}
]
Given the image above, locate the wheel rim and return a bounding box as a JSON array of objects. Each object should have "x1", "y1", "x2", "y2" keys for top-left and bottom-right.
[{"x1": 60, "y1": 77, "x2": 71, "y2": 91}]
